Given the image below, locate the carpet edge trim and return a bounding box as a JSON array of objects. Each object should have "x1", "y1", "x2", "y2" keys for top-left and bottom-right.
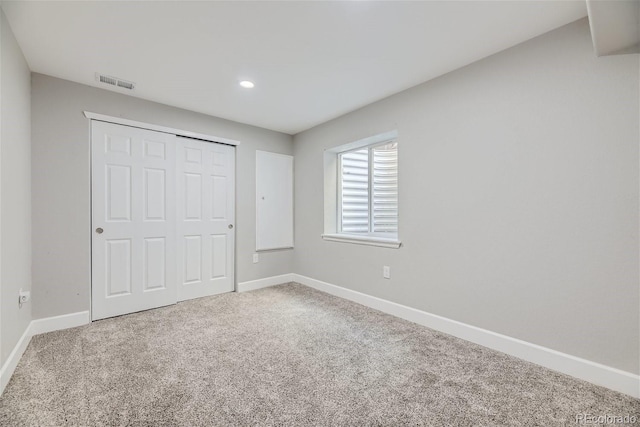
[{"x1": 292, "y1": 273, "x2": 640, "y2": 399}]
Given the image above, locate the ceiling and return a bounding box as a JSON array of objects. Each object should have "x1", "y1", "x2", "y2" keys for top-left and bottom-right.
[{"x1": 1, "y1": 1, "x2": 587, "y2": 135}]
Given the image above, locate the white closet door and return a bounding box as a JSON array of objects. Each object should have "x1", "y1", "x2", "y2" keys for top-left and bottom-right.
[
  {"x1": 177, "y1": 137, "x2": 235, "y2": 301},
  {"x1": 91, "y1": 121, "x2": 177, "y2": 320}
]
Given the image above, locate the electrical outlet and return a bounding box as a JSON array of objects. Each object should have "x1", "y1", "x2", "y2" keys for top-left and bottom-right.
[
  {"x1": 383, "y1": 266, "x2": 391, "y2": 279},
  {"x1": 18, "y1": 289, "x2": 31, "y2": 308},
  {"x1": 253, "y1": 253, "x2": 260, "y2": 264}
]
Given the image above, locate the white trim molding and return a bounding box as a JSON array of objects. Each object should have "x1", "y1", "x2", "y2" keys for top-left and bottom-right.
[
  {"x1": 29, "y1": 311, "x2": 90, "y2": 336},
  {"x1": 321, "y1": 233, "x2": 401, "y2": 249},
  {"x1": 236, "y1": 274, "x2": 294, "y2": 293},
  {"x1": 83, "y1": 111, "x2": 240, "y2": 146},
  {"x1": 2, "y1": 279, "x2": 638, "y2": 399},
  {"x1": 0, "y1": 325, "x2": 31, "y2": 395},
  {"x1": 0, "y1": 311, "x2": 90, "y2": 395},
  {"x1": 292, "y1": 273, "x2": 640, "y2": 399}
]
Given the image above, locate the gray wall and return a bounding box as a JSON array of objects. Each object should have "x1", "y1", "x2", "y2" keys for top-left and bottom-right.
[
  {"x1": 1, "y1": 10, "x2": 32, "y2": 366},
  {"x1": 293, "y1": 19, "x2": 639, "y2": 374},
  {"x1": 31, "y1": 74, "x2": 294, "y2": 319}
]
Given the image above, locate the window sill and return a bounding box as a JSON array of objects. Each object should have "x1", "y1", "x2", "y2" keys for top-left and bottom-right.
[{"x1": 321, "y1": 233, "x2": 401, "y2": 249}]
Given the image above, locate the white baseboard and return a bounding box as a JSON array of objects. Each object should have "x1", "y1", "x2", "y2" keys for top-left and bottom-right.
[
  {"x1": 237, "y1": 274, "x2": 294, "y2": 293},
  {"x1": 29, "y1": 311, "x2": 90, "y2": 336},
  {"x1": 292, "y1": 274, "x2": 640, "y2": 399},
  {"x1": 0, "y1": 325, "x2": 31, "y2": 395},
  {"x1": 2, "y1": 279, "x2": 638, "y2": 399},
  {"x1": 0, "y1": 311, "x2": 90, "y2": 396}
]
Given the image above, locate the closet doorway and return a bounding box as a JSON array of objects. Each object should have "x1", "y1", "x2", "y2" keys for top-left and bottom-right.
[{"x1": 91, "y1": 119, "x2": 235, "y2": 320}]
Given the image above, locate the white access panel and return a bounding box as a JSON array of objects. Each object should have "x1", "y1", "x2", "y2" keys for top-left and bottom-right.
[
  {"x1": 91, "y1": 121, "x2": 177, "y2": 320},
  {"x1": 256, "y1": 151, "x2": 294, "y2": 251},
  {"x1": 177, "y1": 137, "x2": 235, "y2": 301}
]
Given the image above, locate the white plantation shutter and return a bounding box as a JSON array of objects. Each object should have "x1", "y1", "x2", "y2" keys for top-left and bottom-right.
[
  {"x1": 372, "y1": 142, "x2": 398, "y2": 234},
  {"x1": 340, "y1": 149, "x2": 369, "y2": 233},
  {"x1": 339, "y1": 141, "x2": 398, "y2": 237}
]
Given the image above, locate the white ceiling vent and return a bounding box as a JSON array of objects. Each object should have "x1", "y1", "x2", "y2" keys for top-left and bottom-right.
[{"x1": 95, "y1": 73, "x2": 135, "y2": 91}]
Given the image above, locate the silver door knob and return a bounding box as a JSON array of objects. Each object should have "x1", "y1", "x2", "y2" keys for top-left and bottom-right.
[
  {"x1": 96, "y1": 227, "x2": 103, "y2": 234},
  {"x1": 228, "y1": 224, "x2": 233, "y2": 229}
]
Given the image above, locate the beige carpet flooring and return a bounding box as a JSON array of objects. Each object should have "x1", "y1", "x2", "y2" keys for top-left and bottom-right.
[{"x1": 0, "y1": 283, "x2": 638, "y2": 426}]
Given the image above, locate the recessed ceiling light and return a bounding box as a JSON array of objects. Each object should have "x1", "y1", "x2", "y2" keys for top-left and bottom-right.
[{"x1": 239, "y1": 80, "x2": 255, "y2": 89}]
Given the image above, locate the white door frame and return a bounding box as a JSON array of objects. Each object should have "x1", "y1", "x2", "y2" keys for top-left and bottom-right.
[
  {"x1": 84, "y1": 112, "x2": 240, "y2": 147},
  {"x1": 86, "y1": 112, "x2": 239, "y2": 320}
]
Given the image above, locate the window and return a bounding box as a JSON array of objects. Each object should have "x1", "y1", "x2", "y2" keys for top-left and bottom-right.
[
  {"x1": 339, "y1": 141, "x2": 398, "y2": 236},
  {"x1": 323, "y1": 130, "x2": 400, "y2": 248}
]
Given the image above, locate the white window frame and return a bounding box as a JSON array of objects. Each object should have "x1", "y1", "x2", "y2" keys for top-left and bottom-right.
[{"x1": 322, "y1": 130, "x2": 401, "y2": 249}]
